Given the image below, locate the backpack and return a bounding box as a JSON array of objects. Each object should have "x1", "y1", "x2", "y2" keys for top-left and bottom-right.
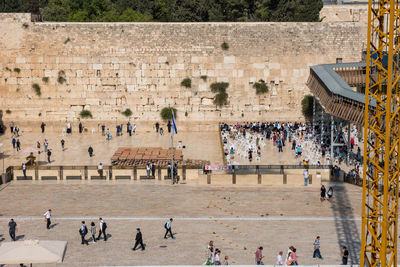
[
  {"x1": 103, "y1": 222, "x2": 107, "y2": 230},
  {"x1": 164, "y1": 222, "x2": 168, "y2": 229}
]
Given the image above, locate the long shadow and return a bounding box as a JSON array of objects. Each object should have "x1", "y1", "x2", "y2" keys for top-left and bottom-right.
[{"x1": 331, "y1": 184, "x2": 361, "y2": 264}]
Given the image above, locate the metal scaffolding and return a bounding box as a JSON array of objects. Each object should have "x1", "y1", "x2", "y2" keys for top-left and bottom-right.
[{"x1": 360, "y1": 1, "x2": 400, "y2": 266}]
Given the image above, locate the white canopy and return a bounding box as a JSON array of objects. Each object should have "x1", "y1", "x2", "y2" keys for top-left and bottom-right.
[{"x1": 0, "y1": 240, "x2": 67, "y2": 264}]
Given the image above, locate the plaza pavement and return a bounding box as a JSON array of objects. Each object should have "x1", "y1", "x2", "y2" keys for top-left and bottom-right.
[
  {"x1": 0, "y1": 181, "x2": 368, "y2": 266},
  {"x1": 0, "y1": 124, "x2": 307, "y2": 170}
]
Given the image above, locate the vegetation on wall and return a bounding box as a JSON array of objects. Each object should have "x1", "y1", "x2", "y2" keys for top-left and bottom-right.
[
  {"x1": 5, "y1": 109, "x2": 11, "y2": 114},
  {"x1": 221, "y1": 42, "x2": 229, "y2": 50},
  {"x1": 57, "y1": 70, "x2": 67, "y2": 84},
  {"x1": 13, "y1": 68, "x2": 21, "y2": 73},
  {"x1": 0, "y1": 0, "x2": 323, "y2": 22},
  {"x1": 253, "y1": 80, "x2": 269, "y2": 94},
  {"x1": 121, "y1": 108, "x2": 133, "y2": 117},
  {"x1": 210, "y1": 82, "x2": 229, "y2": 107},
  {"x1": 180, "y1": 78, "x2": 191, "y2": 88},
  {"x1": 200, "y1": 75, "x2": 208, "y2": 81},
  {"x1": 301, "y1": 94, "x2": 314, "y2": 120},
  {"x1": 32, "y1": 83, "x2": 41, "y2": 96},
  {"x1": 42, "y1": 77, "x2": 49, "y2": 83},
  {"x1": 160, "y1": 107, "x2": 177, "y2": 121},
  {"x1": 80, "y1": 110, "x2": 93, "y2": 118}
]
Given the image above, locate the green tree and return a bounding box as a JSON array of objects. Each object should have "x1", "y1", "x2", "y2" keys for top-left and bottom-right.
[
  {"x1": 301, "y1": 94, "x2": 314, "y2": 120},
  {"x1": 42, "y1": 0, "x2": 70, "y2": 21},
  {"x1": 119, "y1": 8, "x2": 152, "y2": 22}
]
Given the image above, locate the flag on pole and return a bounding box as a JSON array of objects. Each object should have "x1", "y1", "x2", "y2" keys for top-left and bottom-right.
[{"x1": 172, "y1": 112, "x2": 178, "y2": 136}]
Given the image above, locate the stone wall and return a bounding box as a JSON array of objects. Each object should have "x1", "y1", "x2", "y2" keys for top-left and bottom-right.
[
  {"x1": 0, "y1": 13, "x2": 367, "y2": 124},
  {"x1": 320, "y1": 4, "x2": 368, "y2": 23}
]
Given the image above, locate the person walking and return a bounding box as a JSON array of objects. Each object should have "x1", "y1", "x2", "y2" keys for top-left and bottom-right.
[
  {"x1": 44, "y1": 139, "x2": 48, "y2": 152},
  {"x1": 133, "y1": 124, "x2": 136, "y2": 135},
  {"x1": 167, "y1": 120, "x2": 171, "y2": 133},
  {"x1": 160, "y1": 127, "x2": 164, "y2": 135},
  {"x1": 320, "y1": 185, "x2": 326, "y2": 202},
  {"x1": 8, "y1": 218, "x2": 17, "y2": 241},
  {"x1": 12, "y1": 137, "x2": 16, "y2": 149},
  {"x1": 151, "y1": 162, "x2": 156, "y2": 177},
  {"x1": 44, "y1": 209, "x2": 52, "y2": 229},
  {"x1": 146, "y1": 164, "x2": 151, "y2": 177},
  {"x1": 155, "y1": 122, "x2": 159, "y2": 133},
  {"x1": 342, "y1": 246, "x2": 348, "y2": 265},
  {"x1": 164, "y1": 218, "x2": 174, "y2": 239},
  {"x1": 97, "y1": 163, "x2": 103, "y2": 177},
  {"x1": 79, "y1": 122, "x2": 83, "y2": 134},
  {"x1": 106, "y1": 128, "x2": 110, "y2": 140},
  {"x1": 276, "y1": 251, "x2": 283, "y2": 265},
  {"x1": 128, "y1": 123, "x2": 132, "y2": 136},
  {"x1": 303, "y1": 169, "x2": 309, "y2": 186},
  {"x1": 22, "y1": 163, "x2": 26, "y2": 179},
  {"x1": 61, "y1": 139, "x2": 65, "y2": 151},
  {"x1": 16, "y1": 139, "x2": 21, "y2": 151},
  {"x1": 90, "y1": 222, "x2": 97, "y2": 243},
  {"x1": 313, "y1": 236, "x2": 323, "y2": 259},
  {"x1": 255, "y1": 246, "x2": 264, "y2": 265},
  {"x1": 79, "y1": 221, "x2": 89, "y2": 245},
  {"x1": 88, "y1": 146, "x2": 94, "y2": 157},
  {"x1": 97, "y1": 218, "x2": 107, "y2": 241},
  {"x1": 40, "y1": 122, "x2": 46, "y2": 133},
  {"x1": 167, "y1": 163, "x2": 171, "y2": 178},
  {"x1": 327, "y1": 187, "x2": 334, "y2": 202},
  {"x1": 132, "y1": 228, "x2": 144, "y2": 251},
  {"x1": 9, "y1": 121, "x2": 14, "y2": 134},
  {"x1": 101, "y1": 125, "x2": 106, "y2": 136},
  {"x1": 47, "y1": 149, "x2": 52, "y2": 163}
]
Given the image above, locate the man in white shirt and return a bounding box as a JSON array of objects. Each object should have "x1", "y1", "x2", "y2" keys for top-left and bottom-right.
[
  {"x1": 303, "y1": 169, "x2": 309, "y2": 186},
  {"x1": 44, "y1": 209, "x2": 51, "y2": 229},
  {"x1": 97, "y1": 163, "x2": 103, "y2": 177},
  {"x1": 97, "y1": 217, "x2": 107, "y2": 241},
  {"x1": 164, "y1": 218, "x2": 174, "y2": 239},
  {"x1": 276, "y1": 251, "x2": 283, "y2": 265}
]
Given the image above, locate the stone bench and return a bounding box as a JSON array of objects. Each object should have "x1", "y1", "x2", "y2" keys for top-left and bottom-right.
[
  {"x1": 66, "y1": 175, "x2": 82, "y2": 180},
  {"x1": 140, "y1": 175, "x2": 155, "y2": 180},
  {"x1": 115, "y1": 175, "x2": 131, "y2": 180},
  {"x1": 164, "y1": 176, "x2": 180, "y2": 180},
  {"x1": 91, "y1": 176, "x2": 106, "y2": 180},
  {"x1": 41, "y1": 176, "x2": 57, "y2": 180},
  {"x1": 17, "y1": 176, "x2": 33, "y2": 180}
]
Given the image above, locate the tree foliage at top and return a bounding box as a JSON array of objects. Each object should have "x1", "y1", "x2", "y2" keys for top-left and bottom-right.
[{"x1": 0, "y1": 0, "x2": 323, "y2": 22}]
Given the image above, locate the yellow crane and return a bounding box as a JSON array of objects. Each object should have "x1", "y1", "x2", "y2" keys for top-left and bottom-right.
[{"x1": 361, "y1": 0, "x2": 400, "y2": 266}]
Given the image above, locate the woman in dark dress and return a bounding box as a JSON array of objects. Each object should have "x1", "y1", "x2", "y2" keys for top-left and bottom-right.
[{"x1": 320, "y1": 185, "x2": 326, "y2": 202}]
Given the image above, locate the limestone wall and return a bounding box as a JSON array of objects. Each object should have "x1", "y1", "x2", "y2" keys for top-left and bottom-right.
[
  {"x1": 0, "y1": 13, "x2": 367, "y2": 124},
  {"x1": 320, "y1": 5, "x2": 368, "y2": 23}
]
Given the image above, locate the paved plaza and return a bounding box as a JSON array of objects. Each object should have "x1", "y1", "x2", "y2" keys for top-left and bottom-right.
[{"x1": 0, "y1": 181, "x2": 367, "y2": 266}]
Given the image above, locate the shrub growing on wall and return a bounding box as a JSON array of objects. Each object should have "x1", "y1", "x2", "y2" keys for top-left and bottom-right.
[
  {"x1": 253, "y1": 80, "x2": 269, "y2": 94},
  {"x1": 181, "y1": 78, "x2": 191, "y2": 88},
  {"x1": 122, "y1": 108, "x2": 133, "y2": 117},
  {"x1": 13, "y1": 68, "x2": 21, "y2": 73},
  {"x1": 160, "y1": 107, "x2": 177, "y2": 121},
  {"x1": 221, "y1": 41, "x2": 229, "y2": 50},
  {"x1": 42, "y1": 77, "x2": 49, "y2": 83},
  {"x1": 80, "y1": 110, "x2": 93, "y2": 119},
  {"x1": 57, "y1": 70, "x2": 67, "y2": 84},
  {"x1": 214, "y1": 91, "x2": 228, "y2": 107},
  {"x1": 210, "y1": 82, "x2": 229, "y2": 107},
  {"x1": 200, "y1": 75, "x2": 207, "y2": 81},
  {"x1": 301, "y1": 95, "x2": 314, "y2": 120},
  {"x1": 5, "y1": 109, "x2": 11, "y2": 114},
  {"x1": 32, "y1": 83, "x2": 41, "y2": 96}
]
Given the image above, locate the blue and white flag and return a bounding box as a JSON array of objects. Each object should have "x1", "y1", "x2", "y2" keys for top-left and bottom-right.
[{"x1": 172, "y1": 112, "x2": 178, "y2": 136}]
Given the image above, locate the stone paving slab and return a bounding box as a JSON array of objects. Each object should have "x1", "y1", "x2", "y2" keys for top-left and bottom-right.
[{"x1": 0, "y1": 181, "x2": 370, "y2": 266}]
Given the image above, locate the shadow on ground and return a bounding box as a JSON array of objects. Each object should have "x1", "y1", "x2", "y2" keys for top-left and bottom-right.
[{"x1": 331, "y1": 184, "x2": 360, "y2": 264}]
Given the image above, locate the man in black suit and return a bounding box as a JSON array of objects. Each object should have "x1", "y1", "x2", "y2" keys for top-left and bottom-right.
[{"x1": 132, "y1": 228, "x2": 144, "y2": 251}]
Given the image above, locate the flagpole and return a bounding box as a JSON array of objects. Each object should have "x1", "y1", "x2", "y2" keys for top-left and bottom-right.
[{"x1": 171, "y1": 112, "x2": 174, "y2": 185}]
